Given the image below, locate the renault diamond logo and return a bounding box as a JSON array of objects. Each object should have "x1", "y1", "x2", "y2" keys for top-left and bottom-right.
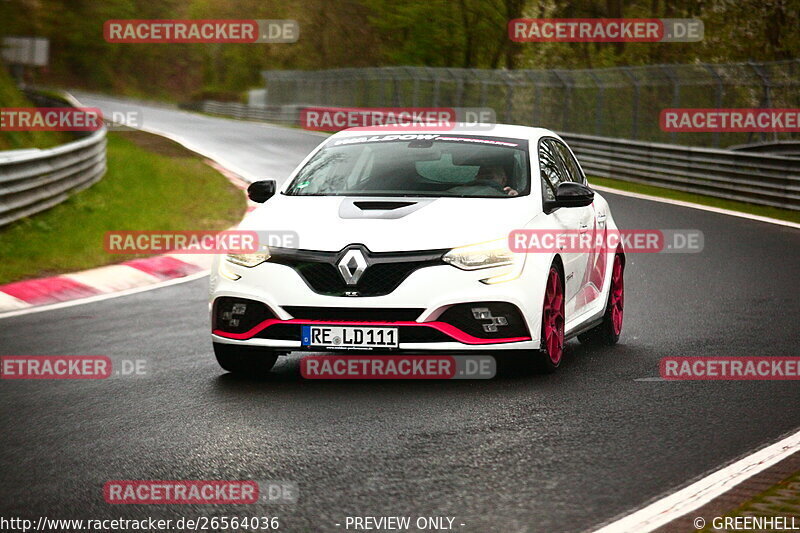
[{"x1": 337, "y1": 248, "x2": 368, "y2": 285}]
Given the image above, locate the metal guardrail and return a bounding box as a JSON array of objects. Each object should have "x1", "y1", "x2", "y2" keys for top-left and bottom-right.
[
  {"x1": 193, "y1": 100, "x2": 800, "y2": 211},
  {"x1": 199, "y1": 101, "x2": 302, "y2": 124},
  {"x1": 728, "y1": 141, "x2": 800, "y2": 157},
  {"x1": 560, "y1": 133, "x2": 800, "y2": 210},
  {"x1": 0, "y1": 126, "x2": 107, "y2": 227}
]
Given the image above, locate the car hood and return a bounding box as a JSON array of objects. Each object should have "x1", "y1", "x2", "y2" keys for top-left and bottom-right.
[{"x1": 239, "y1": 195, "x2": 536, "y2": 252}]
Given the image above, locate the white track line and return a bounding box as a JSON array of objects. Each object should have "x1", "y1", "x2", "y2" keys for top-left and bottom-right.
[{"x1": 592, "y1": 427, "x2": 800, "y2": 533}]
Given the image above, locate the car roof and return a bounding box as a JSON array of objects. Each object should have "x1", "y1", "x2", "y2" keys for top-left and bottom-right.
[{"x1": 330, "y1": 123, "x2": 558, "y2": 142}]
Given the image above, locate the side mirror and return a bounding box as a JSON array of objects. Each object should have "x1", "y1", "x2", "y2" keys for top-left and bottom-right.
[
  {"x1": 544, "y1": 182, "x2": 594, "y2": 211},
  {"x1": 247, "y1": 180, "x2": 276, "y2": 203}
]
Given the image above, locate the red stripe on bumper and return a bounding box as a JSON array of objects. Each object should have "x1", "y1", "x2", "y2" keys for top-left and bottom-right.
[{"x1": 213, "y1": 319, "x2": 530, "y2": 345}]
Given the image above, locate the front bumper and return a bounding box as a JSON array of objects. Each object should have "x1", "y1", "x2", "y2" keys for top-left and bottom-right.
[{"x1": 210, "y1": 257, "x2": 548, "y2": 352}]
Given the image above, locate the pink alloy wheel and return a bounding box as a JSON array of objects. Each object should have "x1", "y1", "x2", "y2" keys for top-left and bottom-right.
[
  {"x1": 542, "y1": 267, "x2": 565, "y2": 365},
  {"x1": 609, "y1": 255, "x2": 624, "y2": 336}
]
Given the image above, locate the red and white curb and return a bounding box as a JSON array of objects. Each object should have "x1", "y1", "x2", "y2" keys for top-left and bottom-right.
[
  {"x1": 0, "y1": 157, "x2": 256, "y2": 314},
  {"x1": 0, "y1": 254, "x2": 211, "y2": 311}
]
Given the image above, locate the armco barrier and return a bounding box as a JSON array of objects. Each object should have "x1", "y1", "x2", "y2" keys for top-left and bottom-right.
[
  {"x1": 0, "y1": 128, "x2": 107, "y2": 227},
  {"x1": 199, "y1": 100, "x2": 303, "y2": 124},
  {"x1": 560, "y1": 132, "x2": 800, "y2": 210},
  {"x1": 193, "y1": 100, "x2": 800, "y2": 211}
]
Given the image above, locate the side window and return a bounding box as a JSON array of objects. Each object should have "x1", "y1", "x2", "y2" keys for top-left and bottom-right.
[
  {"x1": 538, "y1": 138, "x2": 569, "y2": 202},
  {"x1": 553, "y1": 140, "x2": 586, "y2": 185}
]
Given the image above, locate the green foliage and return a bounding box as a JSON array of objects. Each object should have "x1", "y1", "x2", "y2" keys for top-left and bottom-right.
[{"x1": 0, "y1": 0, "x2": 797, "y2": 99}]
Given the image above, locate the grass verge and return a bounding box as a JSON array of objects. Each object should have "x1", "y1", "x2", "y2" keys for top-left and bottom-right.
[
  {"x1": 589, "y1": 176, "x2": 800, "y2": 224},
  {"x1": 0, "y1": 67, "x2": 72, "y2": 150},
  {"x1": 0, "y1": 130, "x2": 246, "y2": 284}
]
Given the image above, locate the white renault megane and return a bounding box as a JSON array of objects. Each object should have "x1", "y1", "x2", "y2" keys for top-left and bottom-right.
[{"x1": 209, "y1": 125, "x2": 625, "y2": 374}]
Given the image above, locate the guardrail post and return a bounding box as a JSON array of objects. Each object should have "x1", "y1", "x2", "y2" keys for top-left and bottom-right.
[
  {"x1": 702, "y1": 63, "x2": 724, "y2": 148},
  {"x1": 431, "y1": 67, "x2": 441, "y2": 107},
  {"x1": 749, "y1": 61, "x2": 775, "y2": 144},
  {"x1": 553, "y1": 70, "x2": 571, "y2": 132},
  {"x1": 502, "y1": 72, "x2": 515, "y2": 123},
  {"x1": 661, "y1": 65, "x2": 681, "y2": 145},
  {"x1": 391, "y1": 68, "x2": 402, "y2": 107},
  {"x1": 587, "y1": 71, "x2": 604, "y2": 136},
  {"x1": 446, "y1": 68, "x2": 463, "y2": 108},
  {"x1": 412, "y1": 71, "x2": 421, "y2": 108},
  {"x1": 622, "y1": 67, "x2": 640, "y2": 140}
]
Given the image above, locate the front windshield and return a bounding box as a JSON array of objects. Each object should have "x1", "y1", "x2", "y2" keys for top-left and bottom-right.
[{"x1": 285, "y1": 134, "x2": 530, "y2": 198}]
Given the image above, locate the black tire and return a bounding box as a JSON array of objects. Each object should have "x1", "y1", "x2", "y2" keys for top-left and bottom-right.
[
  {"x1": 578, "y1": 254, "x2": 624, "y2": 347},
  {"x1": 213, "y1": 342, "x2": 279, "y2": 375},
  {"x1": 531, "y1": 348, "x2": 560, "y2": 374},
  {"x1": 576, "y1": 320, "x2": 617, "y2": 346}
]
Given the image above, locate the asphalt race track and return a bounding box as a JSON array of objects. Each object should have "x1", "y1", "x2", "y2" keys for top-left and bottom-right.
[{"x1": 1, "y1": 98, "x2": 799, "y2": 532}]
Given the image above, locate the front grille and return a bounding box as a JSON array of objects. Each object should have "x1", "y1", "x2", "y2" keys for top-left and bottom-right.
[
  {"x1": 438, "y1": 302, "x2": 529, "y2": 339},
  {"x1": 269, "y1": 246, "x2": 446, "y2": 297},
  {"x1": 282, "y1": 306, "x2": 424, "y2": 322}
]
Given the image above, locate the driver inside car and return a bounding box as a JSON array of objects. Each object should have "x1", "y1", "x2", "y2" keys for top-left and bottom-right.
[
  {"x1": 476, "y1": 165, "x2": 519, "y2": 196},
  {"x1": 448, "y1": 164, "x2": 519, "y2": 197}
]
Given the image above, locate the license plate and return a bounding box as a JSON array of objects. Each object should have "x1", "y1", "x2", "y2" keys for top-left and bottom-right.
[{"x1": 301, "y1": 325, "x2": 398, "y2": 349}]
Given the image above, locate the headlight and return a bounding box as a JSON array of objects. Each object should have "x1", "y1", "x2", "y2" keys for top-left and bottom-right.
[
  {"x1": 443, "y1": 239, "x2": 515, "y2": 270},
  {"x1": 443, "y1": 238, "x2": 525, "y2": 284},
  {"x1": 225, "y1": 250, "x2": 270, "y2": 268}
]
